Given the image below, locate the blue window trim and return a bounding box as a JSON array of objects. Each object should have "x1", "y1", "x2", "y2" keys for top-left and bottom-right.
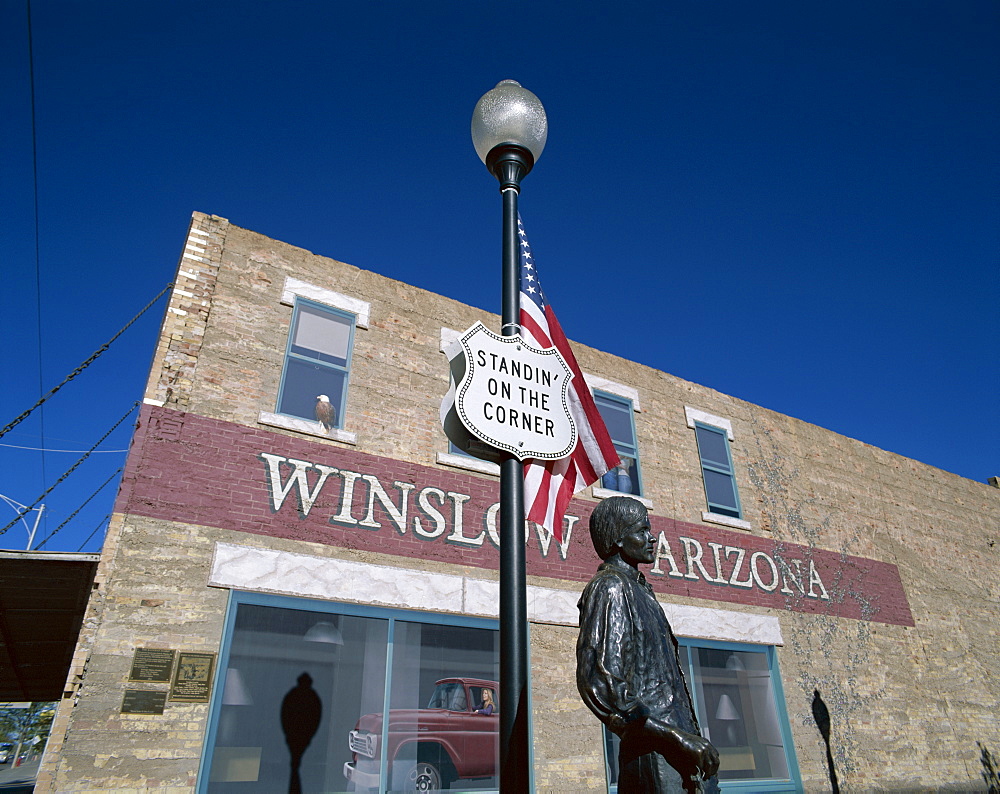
[
  {"x1": 604, "y1": 638, "x2": 801, "y2": 794},
  {"x1": 594, "y1": 390, "x2": 643, "y2": 496},
  {"x1": 197, "y1": 590, "x2": 507, "y2": 794},
  {"x1": 276, "y1": 296, "x2": 356, "y2": 429},
  {"x1": 694, "y1": 421, "x2": 743, "y2": 519}
]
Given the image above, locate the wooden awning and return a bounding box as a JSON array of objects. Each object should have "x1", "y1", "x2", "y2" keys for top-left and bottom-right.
[{"x1": 0, "y1": 551, "x2": 99, "y2": 702}]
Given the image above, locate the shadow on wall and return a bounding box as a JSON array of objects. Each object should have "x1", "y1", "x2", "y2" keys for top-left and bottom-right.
[
  {"x1": 281, "y1": 672, "x2": 323, "y2": 794},
  {"x1": 980, "y1": 742, "x2": 999, "y2": 793},
  {"x1": 811, "y1": 689, "x2": 840, "y2": 794}
]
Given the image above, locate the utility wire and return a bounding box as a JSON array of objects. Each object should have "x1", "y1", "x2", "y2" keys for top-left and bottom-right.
[
  {"x1": 76, "y1": 513, "x2": 111, "y2": 553},
  {"x1": 0, "y1": 442, "x2": 129, "y2": 453},
  {"x1": 0, "y1": 401, "x2": 139, "y2": 537},
  {"x1": 0, "y1": 283, "x2": 172, "y2": 440},
  {"x1": 35, "y1": 467, "x2": 122, "y2": 550},
  {"x1": 26, "y1": 0, "x2": 48, "y2": 528}
]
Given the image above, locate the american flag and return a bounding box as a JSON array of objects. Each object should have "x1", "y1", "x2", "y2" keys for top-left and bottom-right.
[{"x1": 517, "y1": 215, "x2": 620, "y2": 541}]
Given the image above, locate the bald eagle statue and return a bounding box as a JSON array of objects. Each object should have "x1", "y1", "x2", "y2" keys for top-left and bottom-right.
[{"x1": 315, "y1": 394, "x2": 335, "y2": 434}]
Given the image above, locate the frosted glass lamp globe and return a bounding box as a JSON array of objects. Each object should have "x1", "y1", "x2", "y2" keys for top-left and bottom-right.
[{"x1": 471, "y1": 80, "x2": 548, "y2": 165}]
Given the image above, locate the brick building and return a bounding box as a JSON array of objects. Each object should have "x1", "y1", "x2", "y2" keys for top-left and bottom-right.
[{"x1": 37, "y1": 212, "x2": 999, "y2": 792}]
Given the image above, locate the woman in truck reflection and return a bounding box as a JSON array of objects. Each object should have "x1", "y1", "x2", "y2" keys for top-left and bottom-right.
[{"x1": 475, "y1": 688, "x2": 495, "y2": 715}]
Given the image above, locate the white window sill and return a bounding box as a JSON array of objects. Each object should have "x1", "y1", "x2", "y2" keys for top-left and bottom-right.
[
  {"x1": 592, "y1": 486, "x2": 653, "y2": 509},
  {"x1": 702, "y1": 511, "x2": 752, "y2": 532},
  {"x1": 436, "y1": 452, "x2": 500, "y2": 477},
  {"x1": 258, "y1": 411, "x2": 357, "y2": 445}
]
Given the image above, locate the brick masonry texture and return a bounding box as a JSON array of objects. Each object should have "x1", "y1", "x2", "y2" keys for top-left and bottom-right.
[
  {"x1": 117, "y1": 402, "x2": 914, "y2": 627},
  {"x1": 38, "y1": 212, "x2": 1000, "y2": 792}
]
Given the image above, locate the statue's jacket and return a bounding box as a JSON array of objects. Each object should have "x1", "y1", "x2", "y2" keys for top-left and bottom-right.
[{"x1": 577, "y1": 558, "x2": 720, "y2": 792}]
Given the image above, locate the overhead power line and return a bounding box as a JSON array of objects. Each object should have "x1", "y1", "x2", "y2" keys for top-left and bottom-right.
[
  {"x1": 76, "y1": 513, "x2": 111, "y2": 553},
  {"x1": 27, "y1": 0, "x2": 48, "y2": 506},
  {"x1": 0, "y1": 401, "x2": 139, "y2": 537},
  {"x1": 35, "y1": 467, "x2": 123, "y2": 550},
  {"x1": 0, "y1": 282, "x2": 172, "y2": 440},
  {"x1": 0, "y1": 442, "x2": 129, "y2": 453}
]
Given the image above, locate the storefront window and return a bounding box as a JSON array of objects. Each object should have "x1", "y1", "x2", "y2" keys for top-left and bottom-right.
[
  {"x1": 383, "y1": 620, "x2": 499, "y2": 792},
  {"x1": 604, "y1": 639, "x2": 800, "y2": 793},
  {"x1": 200, "y1": 593, "x2": 499, "y2": 793}
]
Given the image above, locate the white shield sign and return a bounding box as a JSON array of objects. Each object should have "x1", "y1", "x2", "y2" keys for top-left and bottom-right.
[{"x1": 454, "y1": 322, "x2": 576, "y2": 461}]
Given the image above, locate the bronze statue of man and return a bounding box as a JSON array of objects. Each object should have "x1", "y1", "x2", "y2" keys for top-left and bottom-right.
[{"x1": 577, "y1": 496, "x2": 720, "y2": 793}]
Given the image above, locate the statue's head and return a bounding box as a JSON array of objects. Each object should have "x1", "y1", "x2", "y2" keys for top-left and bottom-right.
[{"x1": 589, "y1": 496, "x2": 649, "y2": 560}]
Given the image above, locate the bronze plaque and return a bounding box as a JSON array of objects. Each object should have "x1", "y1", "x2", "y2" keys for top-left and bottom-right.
[
  {"x1": 128, "y1": 648, "x2": 176, "y2": 683},
  {"x1": 121, "y1": 689, "x2": 167, "y2": 715},
  {"x1": 169, "y1": 652, "x2": 216, "y2": 702}
]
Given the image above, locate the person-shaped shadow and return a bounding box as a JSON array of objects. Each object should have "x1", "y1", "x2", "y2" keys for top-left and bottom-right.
[
  {"x1": 811, "y1": 689, "x2": 839, "y2": 793},
  {"x1": 281, "y1": 672, "x2": 322, "y2": 794}
]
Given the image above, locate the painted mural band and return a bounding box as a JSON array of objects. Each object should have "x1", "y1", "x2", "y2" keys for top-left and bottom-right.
[
  {"x1": 114, "y1": 406, "x2": 912, "y2": 628},
  {"x1": 256, "y1": 449, "x2": 910, "y2": 626}
]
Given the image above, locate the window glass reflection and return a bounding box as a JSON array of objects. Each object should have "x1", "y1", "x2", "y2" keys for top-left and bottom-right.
[
  {"x1": 695, "y1": 425, "x2": 731, "y2": 469},
  {"x1": 204, "y1": 599, "x2": 500, "y2": 793},
  {"x1": 204, "y1": 604, "x2": 388, "y2": 793},
  {"x1": 382, "y1": 621, "x2": 500, "y2": 792},
  {"x1": 689, "y1": 647, "x2": 789, "y2": 782},
  {"x1": 594, "y1": 392, "x2": 643, "y2": 496},
  {"x1": 603, "y1": 643, "x2": 795, "y2": 791}
]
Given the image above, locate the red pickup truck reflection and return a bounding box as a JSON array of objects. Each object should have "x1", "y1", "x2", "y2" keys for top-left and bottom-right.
[{"x1": 343, "y1": 677, "x2": 498, "y2": 791}]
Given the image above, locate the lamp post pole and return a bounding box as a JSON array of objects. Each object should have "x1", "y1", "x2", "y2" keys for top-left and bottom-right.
[{"x1": 472, "y1": 80, "x2": 548, "y2": 793}]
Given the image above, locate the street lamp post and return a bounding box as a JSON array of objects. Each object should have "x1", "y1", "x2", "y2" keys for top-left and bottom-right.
[{"x1": 471, "y1": 79, "x2": 548, "y2": 793}]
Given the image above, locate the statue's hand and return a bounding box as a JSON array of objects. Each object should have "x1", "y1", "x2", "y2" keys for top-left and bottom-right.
[
  {"x1": 673, "y1": 730, "x2": 720, "y2": 780},
  {"x1": 646, "y1": 724, "x2": 720, "y2": 780}
]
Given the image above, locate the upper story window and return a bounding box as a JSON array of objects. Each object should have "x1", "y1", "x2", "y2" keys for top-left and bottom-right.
[
  {"x1": 695, "y1": 422, "x2": 741, "y2": 518},
  {"x1": 594, "y1": 390, "x2": 642, "y2": 497},
  {"x1": 258, "y1": 278, "x2": 370, "y2": 444},
  {"x1": 277, "y1": 298, "x2": 355, "y2": 431},
  {"x1": 685, "y1": 407, "x2": 750, "y2": 531}
]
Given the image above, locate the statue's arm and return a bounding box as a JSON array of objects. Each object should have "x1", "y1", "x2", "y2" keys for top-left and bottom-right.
[{"x1": 576, "y1": 576, "x2": 646, "y2": 734}]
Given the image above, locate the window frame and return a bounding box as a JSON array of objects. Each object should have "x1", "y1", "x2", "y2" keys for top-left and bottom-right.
[
  {"x1": 198, "y1": 590, "x2": 504, "y2": 794},
  {"x1": 684, "y1": 407, "x2": 750, "y2": 531},
  {"x1": 681, "y1": 638, "x2": 802, "y2": 793},
  {"x1": 603, "y1": 638, "x2": 802, "y2": 794},
  {"x1": 275, "y1": 296, "x2": 356, "y2": 431},
  {"x1": 694, "y1": 420, "x2": 743, "y2": 520},
  {"x1": 258, "y1": 279, "x2": 368, "y2": 443},
  {"x1": 593, "y1": 390, "x2": 644, "y2": 498}
]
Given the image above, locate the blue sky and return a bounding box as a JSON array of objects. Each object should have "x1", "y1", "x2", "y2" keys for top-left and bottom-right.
[{"x1": 1, "y1": 1, "x2": 997, "y2": 554}]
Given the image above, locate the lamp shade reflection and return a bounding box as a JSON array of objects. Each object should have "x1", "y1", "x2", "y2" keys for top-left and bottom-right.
[
  {"x1": 725, "y1": 653, "x2": 746, "y2": 671},
  {"x1": 222, "y1": 667, "x2": 252, "y2": 706},
  {"x1": 304, "y1": 620, "x2": 343, "y2": 645},
  {"x1": 716, "y1": 693, "x2": 739, "y2": 721},
  {"x1": 716, "y1": 693, "x2": 740, "y2": 745}
]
